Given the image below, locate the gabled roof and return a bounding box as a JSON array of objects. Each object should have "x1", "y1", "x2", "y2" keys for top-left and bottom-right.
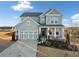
[
  {"x1": 40, "y1": 9, "x2": 62, "y2": 16},
  {"x1": 15, "y1": 16, "x2": 40, "y2": 27},
  {"x1": 47, "y1": 9, "x2": 62, "y2": 14},
  {"x1": 20, "y1": 9, "x2": 62, "y2": 17},
  {"x1": 20, "y1": 12, "x2": 43, "y2": 17}
]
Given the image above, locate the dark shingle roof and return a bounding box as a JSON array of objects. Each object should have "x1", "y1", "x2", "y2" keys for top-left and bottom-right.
[{"x1": 20, "y1": 12, "x2": 43, "y2": 17}]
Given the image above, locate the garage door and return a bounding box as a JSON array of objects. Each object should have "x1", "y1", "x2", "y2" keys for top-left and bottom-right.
[{"x1": 19, "y1": 32, "x2": 38, "y2": 40}]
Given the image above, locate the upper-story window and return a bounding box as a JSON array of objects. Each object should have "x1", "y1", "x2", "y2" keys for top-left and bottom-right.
[
  {"x1": 51, "y1": 21, "x2": 54, "y2": 23},
  {"x1": 27, "y1": 20, "x2": 30, "y2": 25},
  {"x1": 40, "y1": 17, "x2": 45, "y2": 24},
  {"x1": 49, "y1": 16, "x2": 59, "y2": 24},
  {"x1": 51, "y1": 20, "x2": 58, "y2": 24},
  {"x1": 55, "y1": 21, "x2": 57, "y2": 24}
]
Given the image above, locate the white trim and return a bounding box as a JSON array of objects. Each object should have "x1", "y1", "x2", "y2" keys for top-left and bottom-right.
[
  {"x1": 46, "y1": 9, "x2": 54, "y2": 15},
  {"x1": 40, "y1": 26, "x2": 64, "y2": 28},
  {"x1": 40, "y1": 12, "x2": 46, "y2": 17},
  {"x1": 54, "y1": 27, "x2": 56, "y2": 37},
  {"x1": 28, "y1": 17, "x2": 40, "y2": 25},
  {"x1": 61, "y1": 27, "x2": 65, "y2": 39},
  {"x1": 40, "y1": 9, "x2": 52, "y2": 17},
  {"x1": 46, "y1": 9, "x2": 62, "y2": 16}
]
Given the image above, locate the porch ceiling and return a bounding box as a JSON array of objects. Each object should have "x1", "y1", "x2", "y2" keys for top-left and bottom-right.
[{"x1": 40, "y1": 24, "x2": 64, "y2": 26}]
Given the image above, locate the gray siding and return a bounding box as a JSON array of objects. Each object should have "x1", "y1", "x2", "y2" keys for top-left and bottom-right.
[
  {"x1": 40, "y1": 17, "x2": 46, "y2": 24},
  {"x1": 21, "y1": 17, "x2": 40, "y2": 24},
  {"x1": 16, "y1": 19, "x2": 39, "y2": 32},
  {"x1": 31, "y1": 17, "x2": 39, "y2": 23},
  {"x1": 46, "y1": 15, "x2": 62, "y2": 25}
]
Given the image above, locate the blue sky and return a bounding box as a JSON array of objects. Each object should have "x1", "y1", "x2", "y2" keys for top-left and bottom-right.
[{"x1": 0, "y1": 1, "x2": 79, "y2": 27}]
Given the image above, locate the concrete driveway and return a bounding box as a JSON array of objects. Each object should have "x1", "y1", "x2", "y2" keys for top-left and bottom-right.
[{"x1": 0, "y1": 40, "x2": 37, "y2": 57}]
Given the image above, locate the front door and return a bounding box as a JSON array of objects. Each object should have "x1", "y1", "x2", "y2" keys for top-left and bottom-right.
[{"x1": 41, "y1": 28, "x2": 47, "y2": 36}]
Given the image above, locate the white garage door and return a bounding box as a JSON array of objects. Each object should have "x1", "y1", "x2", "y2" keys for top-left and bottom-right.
[{"x1": 19, "y1": 32, "x2": 38, "y2": 40}]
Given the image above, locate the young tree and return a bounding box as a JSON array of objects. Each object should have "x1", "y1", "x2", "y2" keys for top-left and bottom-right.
[{"x1": 66, "y1": 31, "x2": 70, "y2": 46}]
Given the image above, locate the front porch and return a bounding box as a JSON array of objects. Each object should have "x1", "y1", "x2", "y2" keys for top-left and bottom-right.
[{"x1": 39, "y1": 26, "x2": 65, "y2": 40}]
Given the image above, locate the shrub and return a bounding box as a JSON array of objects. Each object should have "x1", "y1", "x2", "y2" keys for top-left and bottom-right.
[{"x1": 12, "y1": 32, "x2": 15, "y2": 41}]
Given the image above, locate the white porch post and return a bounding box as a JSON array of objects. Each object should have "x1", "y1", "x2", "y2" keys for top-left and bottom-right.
[
  {"x1": 54, "y1": 27, "x2": 56, "y2": 37},
  {"x1": 62, "y1": 27, "x2": 65, "y2": 39},
  {"x1": 39, "y1": 27, "x2": 41, "y2": 34},
  {"x1": 47, "y1": 28, "x2": 49, "y2": 39}
]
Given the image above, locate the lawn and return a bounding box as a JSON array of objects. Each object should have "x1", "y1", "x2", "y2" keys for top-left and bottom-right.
[
  {"x1": 37, "y1": 45, "x2": 79, "y2": 57},
  {"x1": 0, "y1": 32, "x2": 14, "y2": 53},
  {"x1": 36, "y1": 35, "x2": 79, "y2": 57},
  {"x1": 36, "y1": 29, "x2": 79, "y2": 57},
  {"x1": 0, "y1": 32, "x2": 12, "y2": 40},
  {"x1": 0, "y1": 31, "x2": 79, "y2": 57}
]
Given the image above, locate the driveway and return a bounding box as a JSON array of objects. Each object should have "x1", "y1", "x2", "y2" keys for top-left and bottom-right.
[
  {"x1": 0, "y1": 40, "x2": 37, "y2": 57},
  {"x1": 0, "y1": 39, "x2": 14, "y2": 53}
]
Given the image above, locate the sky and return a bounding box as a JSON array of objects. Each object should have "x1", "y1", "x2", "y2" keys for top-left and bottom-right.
[{"x1": 0, "y1": 1, "x2": 79, "y2": 27}]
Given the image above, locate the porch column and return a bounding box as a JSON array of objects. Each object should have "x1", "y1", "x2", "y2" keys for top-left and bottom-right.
[
  {"x1": 47, "y1": 28, "x2": 49, "y2": 39},
  {"x1": 54, "y1": 27, "x2": 56, "y2": 37},
  {"x1": 62, "y1": 27, "x2": 65, "y2": 39},
  {"x1": 39, "y1": 27, "x2": 41, "y2": 34}
]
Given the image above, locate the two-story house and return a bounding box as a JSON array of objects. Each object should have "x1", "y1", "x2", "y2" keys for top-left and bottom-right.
[{"x1": 15, "y1": 9, "x2": 65, "y2": 41}]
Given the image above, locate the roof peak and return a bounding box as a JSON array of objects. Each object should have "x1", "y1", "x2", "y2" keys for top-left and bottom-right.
[{"x1": 20, "y1": 9, "x2": 62, "y2": 17}]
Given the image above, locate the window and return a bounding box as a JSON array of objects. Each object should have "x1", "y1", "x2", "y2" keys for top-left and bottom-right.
[
  {"x1": 55, "y1": 21, "x2": 57, "y2": 24},
  {"x1": 49, "y1": 30, "x2": 52, "y2": 35},
  {"x1": 51, "y1": 21, "x2": 54, "y2": 23},
  {"x1": 27, "y1": 20, "x2": 30, "y2": 25},
  {"x1": 56, "y1": 31, "x2": 59, "y2": 35}
]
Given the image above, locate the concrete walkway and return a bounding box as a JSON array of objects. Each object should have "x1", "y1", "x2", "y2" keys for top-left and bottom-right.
[{"x1": 0, "y1": 40, "x2": 37, "y2": 57}]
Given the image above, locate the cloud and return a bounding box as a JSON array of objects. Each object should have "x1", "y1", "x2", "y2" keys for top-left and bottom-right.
[
  {"x1": 63, "y1": 19, "x2": 69, "y2": 22},
  {"x1": 13, "y1": 16, "x2": 18, "y2": 19},
  {"x1": 72, "y1": 19, "x2": 79, "y2": 23},
  {"x1": 11, "y1": 1, "x2": 33, "y2": 11},
  {"x1": 71, "y1": 13, "x2": 79, "y2": 20},
  {"x1": 63, "y1": 23, "x2": 71, "y2": 27},
  {"x1": 63, "y1": 18, "x2": 71, "y2": 27},
  {"x1": 71, "y1": 13, "x2": 79, "y2": 27},
  {"x1": 72, "y1": 20, "x2": 79, "y2": 27}
]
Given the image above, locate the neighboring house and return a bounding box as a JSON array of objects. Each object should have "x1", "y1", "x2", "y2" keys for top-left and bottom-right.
[{"x1": 15, "y1": 9, "x2": 65, "y2": 40}]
